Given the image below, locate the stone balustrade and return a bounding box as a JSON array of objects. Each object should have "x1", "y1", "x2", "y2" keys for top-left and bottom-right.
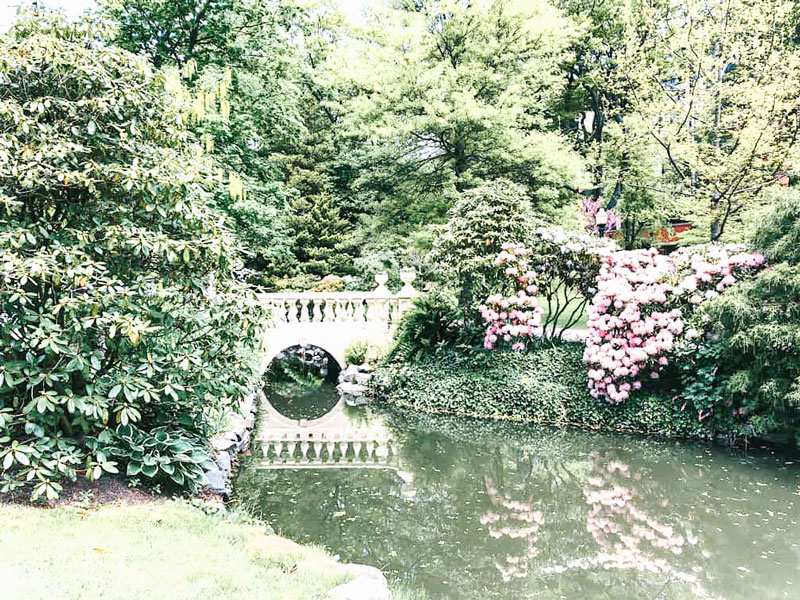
[{"x1": 258, "y1": 268, "x2": 419, "y2": 329}]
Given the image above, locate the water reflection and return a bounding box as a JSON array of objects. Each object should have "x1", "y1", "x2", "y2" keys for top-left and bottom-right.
[{"x1": 234, "y1": 406, "x2": 799, "y2": 600}]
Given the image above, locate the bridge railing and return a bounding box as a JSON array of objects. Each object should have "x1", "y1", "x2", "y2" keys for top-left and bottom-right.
[{"x1": 258, "y1": 269, "x2": 420, "y2": 328}]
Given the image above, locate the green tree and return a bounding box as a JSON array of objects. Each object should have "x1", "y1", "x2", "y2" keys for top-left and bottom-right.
[
  {"x1": 0, "y1": 12, "x2": 263, "y2": 499},
  {"x1": 432, "y1": 180, "x2": 536, "y2": 314},
  {"x1": 623, "y1": 0, "x2": 800, "y2": 241},
  {"x1": 286, "y1": 192, "x2": 358, "y2": 278},
  {"x1": 103, "y1": 0, "x2": 308, "y2": 283},
  {"x1": 333, "y1": 0, "x2": 585, "y2": 215}
]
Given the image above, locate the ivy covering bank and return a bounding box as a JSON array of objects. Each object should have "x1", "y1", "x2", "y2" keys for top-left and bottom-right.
[{"x1": 372, "y1": 345, "x2": 715, "y2": 441}]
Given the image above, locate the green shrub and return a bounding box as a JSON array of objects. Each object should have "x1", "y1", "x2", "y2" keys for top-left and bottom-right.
[
  {"x1": 697, "y1": 190, "x2": 800, "y2": 445},
  {"x1": 373, "y1": 344, "x2": 715, "y2": 440},
  {"x1": 431, "y1": 180, "x2": 536, "y2": 313},
  {"x1": 344, "y1": 340, "x2": 370, "y2": 366},
  {"x1": 107, "y1": 426, "x2": 215, "y2": 491},
  {"x1": 0, "y1": 14, "x2": 263, "y2": 500},
  {"x1": 387, "y1": 290, "x2": 477, "y2": 362}
]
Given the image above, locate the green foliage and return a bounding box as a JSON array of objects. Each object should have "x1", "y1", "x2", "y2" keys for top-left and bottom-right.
[
  {"x1": 286, "y1": 192, "x2": 358, "y2": 278},
  {"x1": 0, "y1": 13, "x2": 263, "y2": 499},
  {"x1": 388, "y1": 291, "x2": 471, "y2": 363},
  {"x1": 344, "y1": 340, "x2": 369, "y2": 366},
  {"x1": 433, "y1": 180, "x2": 536, "y2": 311},
  {"x1": 698, "y1": 192, "x2": 800, "y2": 444},
  {"x1": 335, "y1": 0, "x2": 585, "y2": 204},
  {"x1": 373, "y1": 344, "x2": 714, "y2": 440},
  {"x1": 109, "y1": 425, "x2": 215, "y2": 491},
  {"x1": 524, "y1": 225, "x2": 617, "y2": 338},
  {"x1": 623, "y1": 0, "x2": 800, "y2": 241},
  {"x1": 103, "y1": 0, "x2": 308, "y2": 285}
]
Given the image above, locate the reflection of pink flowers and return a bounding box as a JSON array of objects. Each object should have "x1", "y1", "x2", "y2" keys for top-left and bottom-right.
[
  {"x1": 585, "y1": 457, "x2": 686, "y2": 574},
  {"x1": 481, "y1": 476, "x2": 544, "y2": 582}
]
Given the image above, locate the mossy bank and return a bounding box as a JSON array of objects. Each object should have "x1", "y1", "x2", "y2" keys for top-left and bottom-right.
[{"x1": 372, "y1": 344, "x2": 718, "y2": 441}]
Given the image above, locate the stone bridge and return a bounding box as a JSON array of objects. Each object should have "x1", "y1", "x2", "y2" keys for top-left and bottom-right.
[{"x1": 258, "y1": 269, "x2": 420, "y2": 370}]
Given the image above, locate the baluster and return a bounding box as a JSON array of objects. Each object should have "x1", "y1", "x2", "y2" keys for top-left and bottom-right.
[
  {"x1": 344, "y1": 299, "x2": 356, "y2": 323},
  {"x1": 266, "y1": 300, "x2": 278, "y2": 324},
  {"x1": 336, "y1": 299, "x2": 349, "y2": 322},
  {"x1": 327, "y1": 441, "x2": 337, "y2": 462},
  {"x1": 365, "y1": 298, "x2": 376, "y2": 323},
  {"x1": 353, "y1": 440, "x2": 363, "y2": 460},
  {"x1": 300, "y1": 441, "x2": 309, "y2": 461},
  {"x1": 286, "y1": 299, "x2": 298, "y2": 323},
  {"x1": 286, "y1": 441, "x2": 297, "y2": 460},
  {"x1": 372, "y1": 298, "x2": 389, "y2": 326},
  {"x1": 280, "y1": 441, "x2": 290, "y2": 463},
  {"x1": 374, "y1": 441, "x2": 388, "y2": 460},
  {"x1": 313, "y1": 441, "x2": 323, "y2": 461},
  {"x1": 386, "y1": 298, "x2": 399, "y2": 327},
  {"x1": 312, "y1": 299, "x2": 323, "y2": 322},
  {"x1": 323, "y1": 298, "x2": 335, "y2": 322},
  {"x1": 357, "y1": 299, "x2": 366, "y2": 322},
  {"x1": 299, "y1": 298, "x2": 310, "y2": 322}
]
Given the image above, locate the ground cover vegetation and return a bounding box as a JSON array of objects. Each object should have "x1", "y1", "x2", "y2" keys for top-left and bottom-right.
[{"x1": 3, "y1": 0, "x2": 800, "y2": 501}]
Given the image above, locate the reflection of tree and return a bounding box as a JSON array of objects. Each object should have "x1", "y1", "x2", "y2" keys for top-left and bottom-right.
[{"x1": 481, "y1": 476, "x2": 544, "y2": 582}]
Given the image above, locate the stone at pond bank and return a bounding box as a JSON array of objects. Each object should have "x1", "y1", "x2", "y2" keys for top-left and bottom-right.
[
  {"x1": 202, "y1": 388, "x2": 262, "y2": 498},
  {"x1": 329, "y1": 577, "x2": 392, "y2": 600},
  {"x1": 338, "y1": 381, "x2": 368, "y2": 406},
  {"x1": 338, "y1": 364, "x2": 374, "y2": 406},
  {"x1": 251, "y1": 536, "x2": 391, "y2": 600}
]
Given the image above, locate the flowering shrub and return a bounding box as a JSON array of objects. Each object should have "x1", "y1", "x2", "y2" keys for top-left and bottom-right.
[
  {"x1": 480, "y1": 243, "x2": 543, "y2": 350},
  {"x1": 528, "y1": 225, "x2": 617, "y2": 338},
  {"x1": 480, "y1": 226, "x2": 617, "y2": 346},
  {"x1": 584, "y1": 245, "x2": 765, "y2": 404}
]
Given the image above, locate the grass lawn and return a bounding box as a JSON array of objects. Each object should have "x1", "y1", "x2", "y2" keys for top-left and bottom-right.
[
  {"x1": 0, "y1": 499, "x2": 355, "y2": 600},
  {"x1": 538, "y1": 297, "x2": 588, "y2": 330}
]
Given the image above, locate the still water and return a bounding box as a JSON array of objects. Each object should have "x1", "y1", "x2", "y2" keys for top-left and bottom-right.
[{"x1": 235, "y1": 383, "x2": 800, "y2": 600}]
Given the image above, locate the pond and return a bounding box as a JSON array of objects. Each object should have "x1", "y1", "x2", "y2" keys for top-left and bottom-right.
[{"x1": 235, "y1": 382, "x2": 800, "y2": 600}]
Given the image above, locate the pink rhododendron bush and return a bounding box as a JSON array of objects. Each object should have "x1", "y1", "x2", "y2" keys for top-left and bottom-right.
[
  {"x1": 481, "y1": 243, "x2": 544, "y2": 351},
  {"x1": 584, "y1": 245, "x2": 765, "y2": 404},
  {"x1": 480, "y1": 226, "x2": 617, "y2": 349}
]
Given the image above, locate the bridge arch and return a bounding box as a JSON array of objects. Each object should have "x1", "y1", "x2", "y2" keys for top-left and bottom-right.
[
  {"x1": 263, "y1": 335, "x2": 346, "y2": 372},
  {"x1": 258, "y1": 271, "x2": 420, "y2": 374}
]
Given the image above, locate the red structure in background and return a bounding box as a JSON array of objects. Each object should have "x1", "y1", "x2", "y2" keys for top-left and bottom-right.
[{"x1": 638, "y1": 219, "x2": 693, "y2": 248}]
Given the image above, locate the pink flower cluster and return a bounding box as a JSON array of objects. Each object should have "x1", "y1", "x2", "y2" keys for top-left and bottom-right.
[
  {"x1": 481, "y1": 243, "x2": 543, "y2": 351},
  {"x1": 584, "y1": 245, "x2": 765, "y2": 403},
  {"x1": 582, "y1": 197, "x2": 622, "y2": 235}
]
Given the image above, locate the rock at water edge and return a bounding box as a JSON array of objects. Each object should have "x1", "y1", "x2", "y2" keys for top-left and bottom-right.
[{"x1": 329, "y1": 577, "x2": 392, "y2": 600}]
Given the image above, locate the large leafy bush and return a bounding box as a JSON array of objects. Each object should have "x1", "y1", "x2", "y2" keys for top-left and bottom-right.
[
  {"x1": 432, "y1": 180, "x2": 536, "y2": 314},
  {"x1": 387, "y1": 290, "x2": 467, "y2": 363},
  {"x1": 698, "y1": 191, "x2": 800, "y2": 444},
  {"x1": 0, "y1": 13, "x2": 263, "y2": 499}
]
